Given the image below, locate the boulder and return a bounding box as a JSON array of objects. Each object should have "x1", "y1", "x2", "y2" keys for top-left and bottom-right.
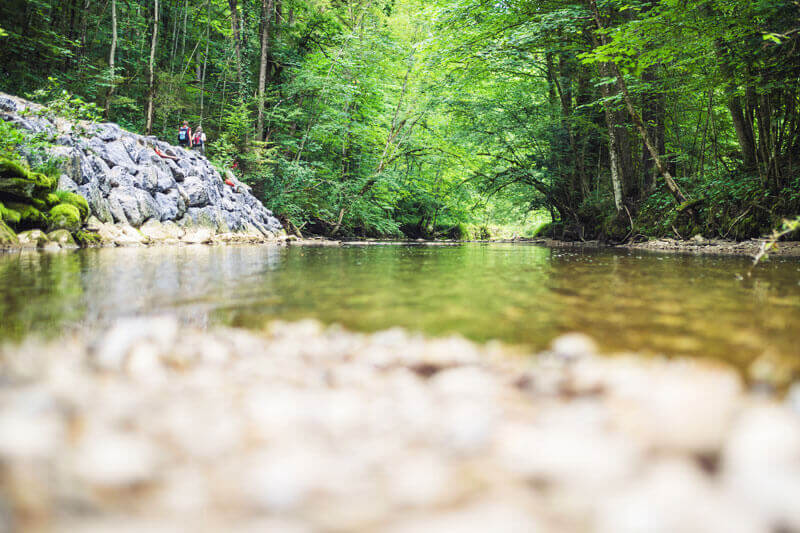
[
  {"x1": 5, "y1": 202, "x2": 46, "y2": 227},
  {"x1": 139, "y1": 219, "x2": 183, "y2": 243},
  {"x1": 0, "y1": 219, "x2": 18, "y2": 246},
  {"x1": 180, "y1": 176, "x2": 210, "y2": 207},
  {"x1": 182, "y1": 227, "x2": 213, "y2": 244},
  {"x1": 165, "y1": 159, "x2": 186, "y2": 182},
  {"x1": 93, "y1": 123, "x2": 122, "y2": 142},
  {"x1": 101, "y1": 140, "x2": 136, "y2": 169},
  {"x1": 155, "y1": 167, "x2": 176, "y2": 193},
  {"x1": 79, "y1": 181, "x2": 113, "y2": 224},
  {"x1": 56, "y1": 191, "x2": 89, "y2": 221},
  {"x1": 108, "y1": 187, "x2": 140, "y2": 226},
  {"x1": 48, "y1": 204, "x2": 82, "y2": 232},
  {"x1": 0, "y1": 159, "x2": 54, "y2": 200},
  {"x1": 57, "y1": 174, "x2": 80, "y2": 193},
  {"x1": 135, "y1": 189, "x2": 160, "y2": 224},
  {"x1": 108, "y1": 166, "x2": 134, "y2": 189},
  {"x1": 47, "y1": 229, "x2": 79, "y2": 249},
  {"x1": 155, "y1": 190, "x2": 185, "y2": 221},
  {"x1": 95, "y1": 222, "x2": 147, "y2": 246},
  {"x1": 17, "y1": 229, "x2": 48, "y2": 248},
  {"x1": 135, "y1": 166, "x2": 159, "y2": 192}
]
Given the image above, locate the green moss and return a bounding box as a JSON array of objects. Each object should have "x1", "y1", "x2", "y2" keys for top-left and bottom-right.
[
  {"x1": 54, "y1": 190, "x2": 89, "y2": 221},
  {"x1": 0, "y1": 218, "x2": 18, "y2": 246},
  {"x1": 0, "y1": 158, "x2": 57, "y2": 201},
  {"x1": 0, "y1": 202, "x2": 21, "y2": 225},
  {"x1": 5, "y1": 202, "x2": 45, "y2": 226},
  {"x1": 45, "y1": 193, "x2": 60, "y2": 207},
  {"x1": 449, "y1": 222, "x2": 471, "y2": 240},
  {"x1": 31, "y1": 172, "x2": 55, "y2": 190},
  {"x1": 74, "y1": 229, "x2": 101, "y2": 247},
  {"x1": 532, "y1": 221, "x2": 552, "y2": 238},
  {"x1": 0, "y1": 158, "x2": 29, "y2": 180},
  {"x1": 677, "y1": 198, "x2": 704, "y2": 213},
  {"x1": 48, "y1": 203, "x2": 81, "y2": 232}
]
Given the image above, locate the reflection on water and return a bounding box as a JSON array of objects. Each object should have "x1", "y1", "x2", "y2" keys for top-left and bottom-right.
[{"x1": 0, "y1": 244, "x2": 798, "y2": 368}]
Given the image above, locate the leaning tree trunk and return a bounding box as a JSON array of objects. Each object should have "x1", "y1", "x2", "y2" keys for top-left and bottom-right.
[
  {"x1": 589, "y1": 0, "x2": 689, "y2": 207},
  {"x1": 105, "y1": 0, "x2": 117, "y2": 119},
  {"x1": 145, "y1": 0, "x2": 159, "y2": 135}
]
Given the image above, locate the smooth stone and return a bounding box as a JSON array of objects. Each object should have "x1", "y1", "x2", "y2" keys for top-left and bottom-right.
[
  {"x1": 17, "y1": 229, "x2": 49, "y2": 248},
  {"x1": 47, "y1": 229, "x2": 78, "y2": 249}
]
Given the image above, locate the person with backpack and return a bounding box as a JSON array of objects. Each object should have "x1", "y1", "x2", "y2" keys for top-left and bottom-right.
[
  {"x1": 178, "y1": 121, "x2": 192, "y2": 148},
  {"x1": 192, "y1": 126, "x2": 207, "y2": 155}
]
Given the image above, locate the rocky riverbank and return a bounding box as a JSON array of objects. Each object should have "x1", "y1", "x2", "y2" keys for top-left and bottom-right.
[
  {"x1": 536, "y1": 237, "x2": 800, "y2": 258},
  {"x1": 0, "y1": 92, "x2": 283, "y2": 249},
  {"x1": 1, "y1": 319, "x2": 799, "y2": 532}
]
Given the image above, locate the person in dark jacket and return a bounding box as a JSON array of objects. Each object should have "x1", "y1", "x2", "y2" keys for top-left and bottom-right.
[{"x1": 178, "y1": 121, "x2": 192, "y2": 148}]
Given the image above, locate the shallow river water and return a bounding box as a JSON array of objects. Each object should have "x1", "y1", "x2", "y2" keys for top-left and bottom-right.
[{"x1": 1, "y1": 243, "x2": 798, "y2": 369}]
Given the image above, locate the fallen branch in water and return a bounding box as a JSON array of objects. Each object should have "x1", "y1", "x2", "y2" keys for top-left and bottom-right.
[{"x1": 752, "y1": 216, "x2": 800, "y2": 266}]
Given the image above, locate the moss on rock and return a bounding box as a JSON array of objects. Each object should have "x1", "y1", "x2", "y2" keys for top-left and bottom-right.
[
  {"x1": 0, "y1": 202, "x2": 22, "y2": 225},
  {"x1": 6, "y1": 202, "x2": 45, "y2": 227},
  {"x1": 0, "y1": 218, "x2": 18, "y2": 246},
  {"x1": 74, "y1": 230, "x2": 101, "y2": 247},
  {"x1": 0, "y1": 158, "x2": 29, "y2": 180},
  {"x1": 46, "y1": 193, "x2": 60, "y2": 207},
  {"x1": 48, "y1": 203, "x2": 81, "y2": 232},
  {"x1": 0, "y1": 158, "x2": 56, "y2": 200},
  {"x1": 55, "y1": 190, "x2": 89, "y2": 221}
]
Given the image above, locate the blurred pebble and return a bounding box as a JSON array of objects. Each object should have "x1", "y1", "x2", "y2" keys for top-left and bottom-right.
[{"x1": 0, "y1": 318, "x2": 796, "y2": 533}]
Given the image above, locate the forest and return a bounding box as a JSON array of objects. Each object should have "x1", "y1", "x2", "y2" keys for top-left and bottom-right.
[{"x1": 1, "y1": 0, "x2": 799, "y2": 240}]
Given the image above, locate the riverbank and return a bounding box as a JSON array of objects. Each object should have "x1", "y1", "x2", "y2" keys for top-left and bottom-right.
[
  {"x1": 338, "y1": 236, "x2": 800, "y2": 259},
  {"x1": 506, "y1": 237, "x2": 800, "y2": 259},
  {"x1": 1, "y1": 318, "x2": 799, "y2": 532}
]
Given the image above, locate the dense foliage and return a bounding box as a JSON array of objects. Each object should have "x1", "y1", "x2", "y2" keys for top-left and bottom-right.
[{"x1": 0, "y1": 0, "x2": 798, "y2": 239}]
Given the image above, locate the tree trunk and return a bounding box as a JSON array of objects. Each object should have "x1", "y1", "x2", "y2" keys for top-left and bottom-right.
[
  {"x1": 728, "y1": 95, "x2": 757, "y2": 168},
  {"x1": 145, "y1": 0, "x2": 159, "y2": 135},
  {"x1": 257, "y1": 0, "x2": 273, "y2": 141},
  {"x1": 589, "y1": 0, "x2": 688, "y2": 207},
  {"x1": 640, "y1": 66, "x2": 665, "y2": 194},
  {"x1": 228, "y1": 0, "x2": 244, "y2": 91},
  {"x1": 105, "y1": 0, "x2": 117, "y2": 119},
  {"x1": 199, "y1": 0, "x2": 211, "y2": 126},
  {"x1": 600, "y1": 64, "x2": 624, "y2": 212}
]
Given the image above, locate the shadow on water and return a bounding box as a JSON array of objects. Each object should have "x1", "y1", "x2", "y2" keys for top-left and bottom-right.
[{"x1": 0, "y1": 243, "x2": 798, "y2": 370}]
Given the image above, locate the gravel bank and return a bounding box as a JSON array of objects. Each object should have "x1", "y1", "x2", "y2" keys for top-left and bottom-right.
[
  {"x1": 540, "y1": 237, "x2": 800, "y2": 258},
  {"x1": 1, "y1": 319, "x2": 799, "y2": 532}
]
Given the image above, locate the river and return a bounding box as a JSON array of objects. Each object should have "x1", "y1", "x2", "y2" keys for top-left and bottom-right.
[{"x1": 1, "y1": 243, "x2": 798, "y2": 371}]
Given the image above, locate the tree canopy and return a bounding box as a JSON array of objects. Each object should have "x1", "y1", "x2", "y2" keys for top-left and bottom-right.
[{"x1": 1, "y1": 0, "x2": 798, "y2": 239}]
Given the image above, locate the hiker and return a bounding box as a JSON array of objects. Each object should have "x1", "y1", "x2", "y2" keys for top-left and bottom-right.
[
  {"x1": 178, "y1": 121, "x2": 192, "y2": 148},
  {"x1": 192, "y1": 126, "x2": 207, "y2": 155}
]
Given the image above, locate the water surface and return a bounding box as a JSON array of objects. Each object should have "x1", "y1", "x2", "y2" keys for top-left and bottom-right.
[{"x1": 1, "y1": 243, "x2": 798, "y2": 369}]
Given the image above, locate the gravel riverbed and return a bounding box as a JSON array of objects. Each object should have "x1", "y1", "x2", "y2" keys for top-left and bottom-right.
[{"x1": 1, "y1": 319, "x2": 799, "y2": 532}]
